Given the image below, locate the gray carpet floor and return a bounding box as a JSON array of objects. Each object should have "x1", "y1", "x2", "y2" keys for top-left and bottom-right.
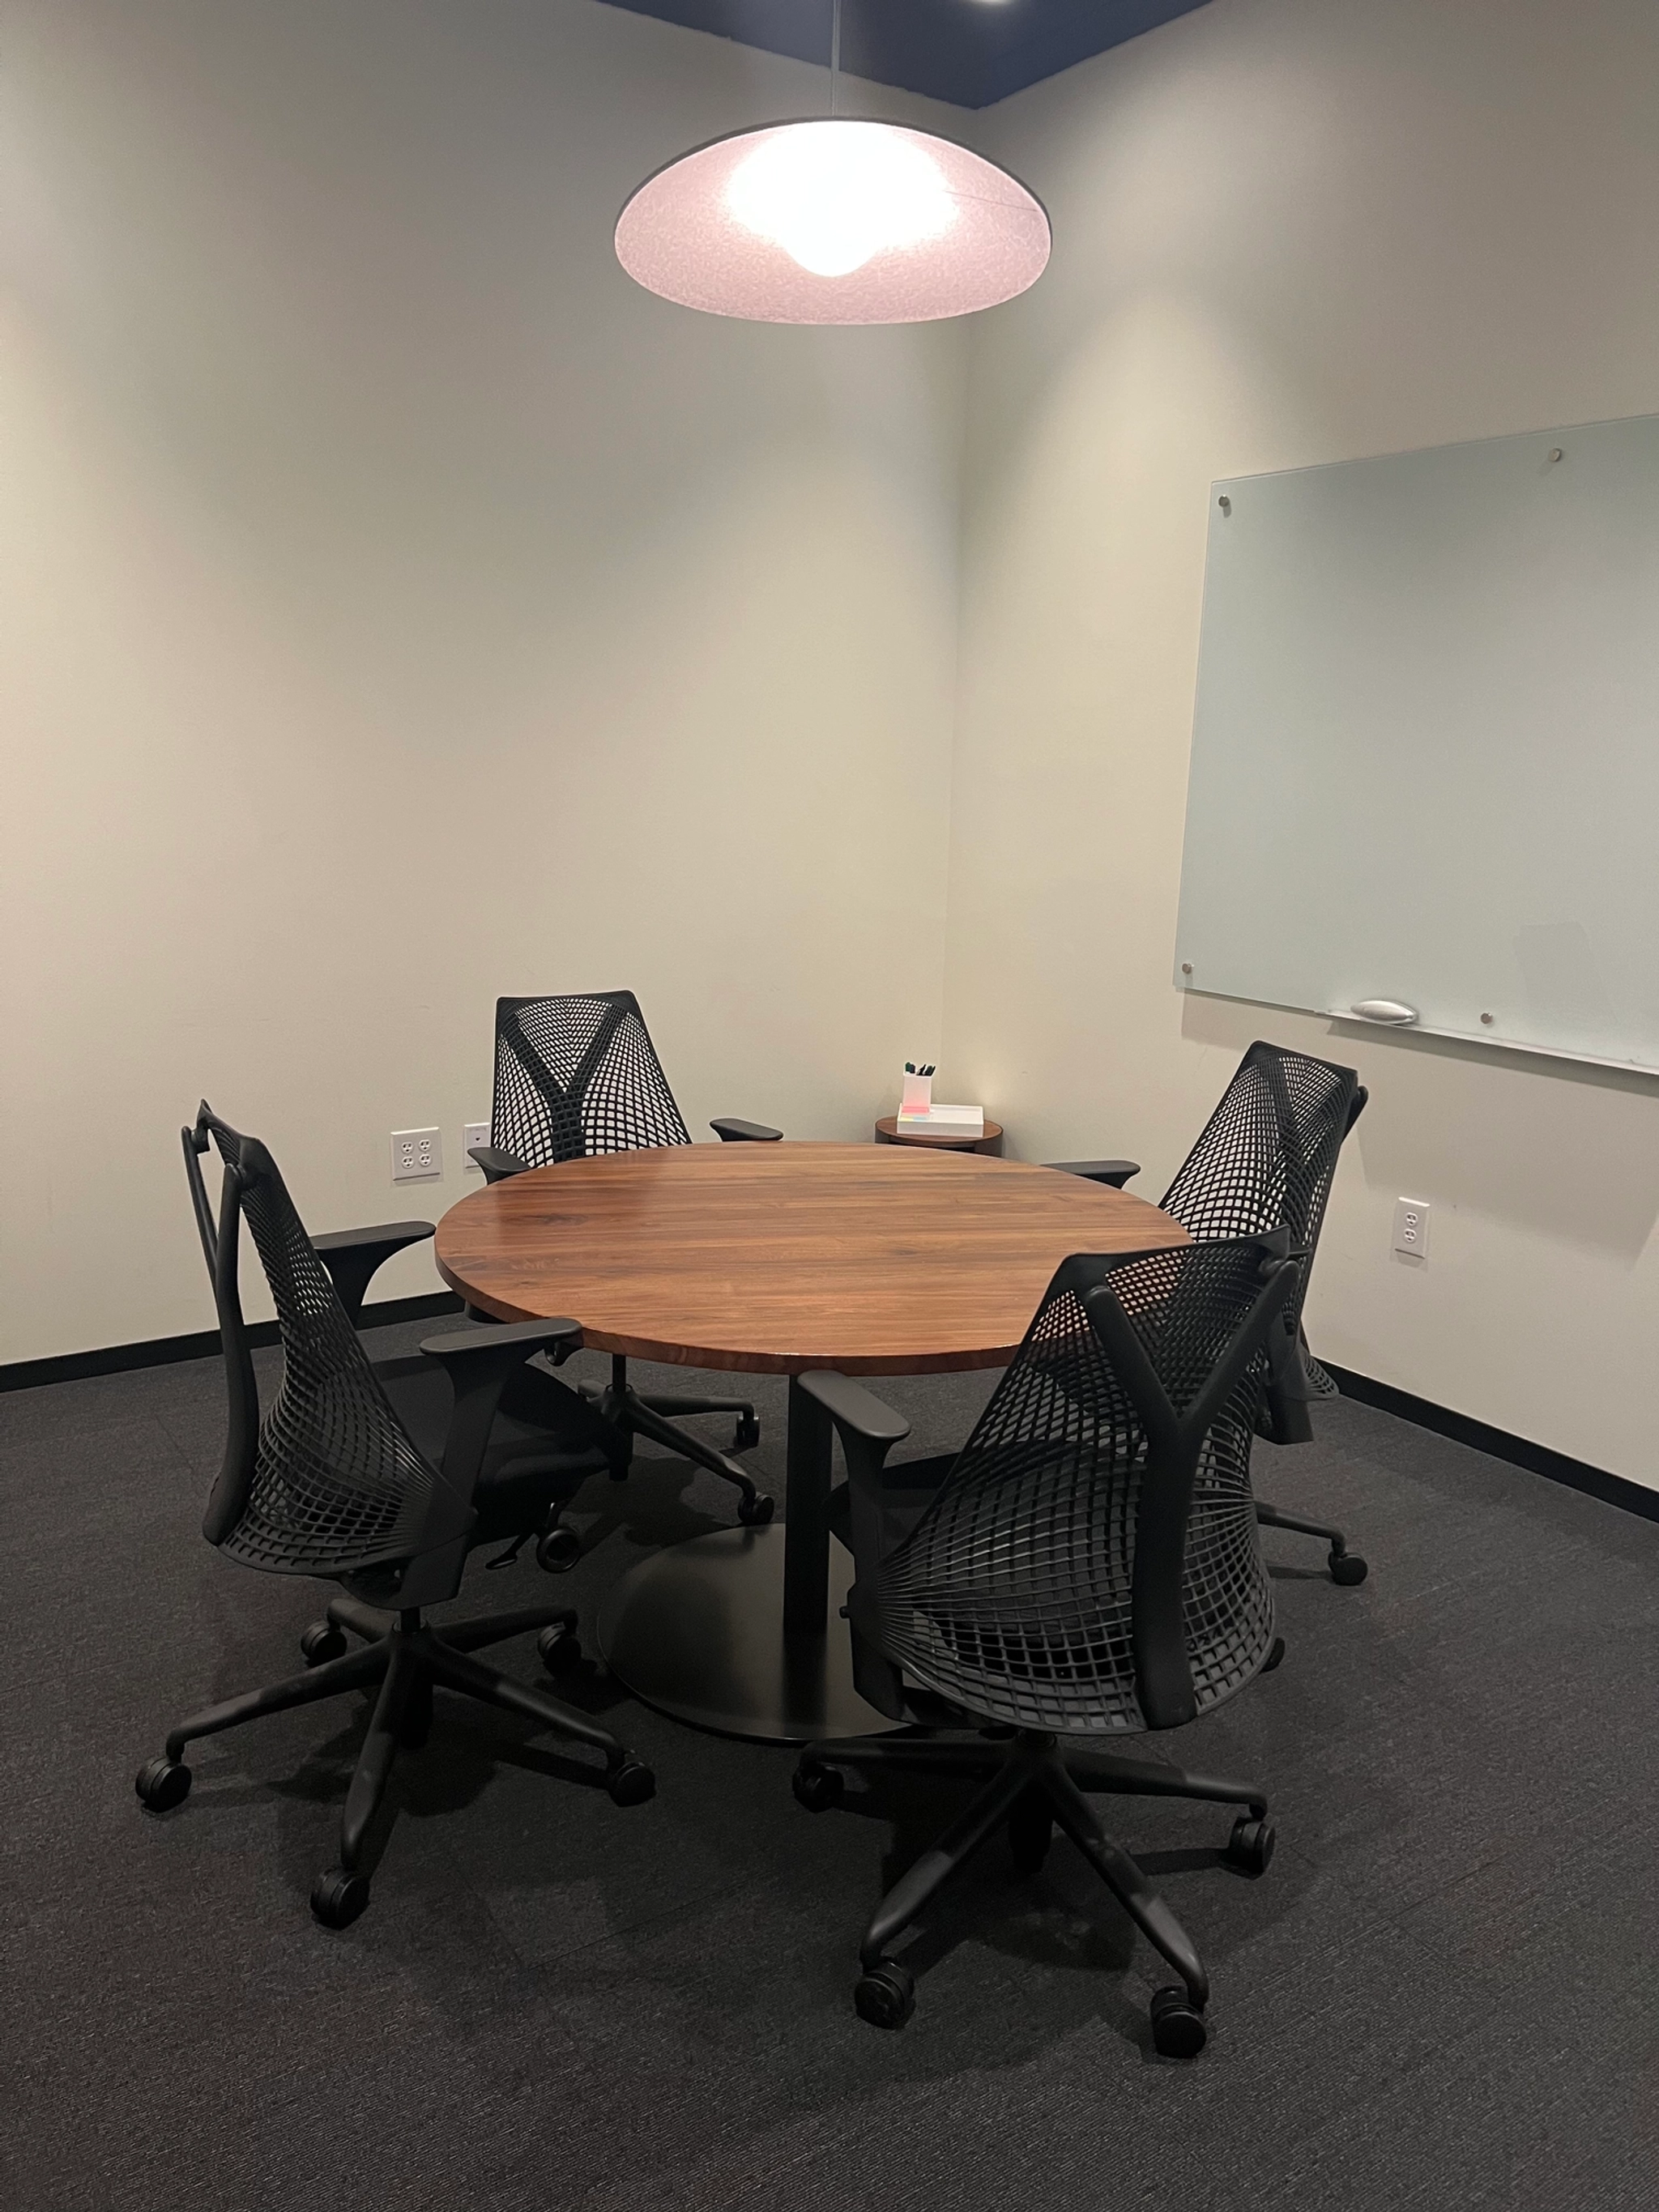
[{"x1": 4, "y1": 1324, "x2": 1658, "y2": 2212}]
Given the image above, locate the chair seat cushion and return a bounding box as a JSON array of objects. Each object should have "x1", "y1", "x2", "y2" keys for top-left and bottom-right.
[{"x1": 377, "y1": 1356, "x2": 610, "y2": 1548}]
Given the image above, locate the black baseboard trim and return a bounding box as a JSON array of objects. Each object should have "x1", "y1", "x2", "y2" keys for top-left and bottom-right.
[
  {"x1": 11, "y1": 1323, "x2": 1654, "y2": 1529},
  {"x1": 1324, "y1": 1362, "x2": 1659, "y2": 1527},
  {"x1": 0, "y1": 1292, "x2": 465, "y2": 1396}
]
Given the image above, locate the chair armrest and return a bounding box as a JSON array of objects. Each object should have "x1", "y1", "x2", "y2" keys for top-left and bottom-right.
[
  {"x1": 798, "y1": 1370, "x2": 912, "y2": 1516},
  {"x1": 420, "y1": 1316, "x2": 583, "y2": 1365},
  {"x1": 710, "y1": 1118, "x2": 783, "y2": 1143},
  {"x1": 467, "y1": 1144, "x2": 533, "y2": 1185},
  {"x1": 418, "y1": 1318, "x2": 586, "y2": 1496},
  {"x1": 797, "y1": 1370, "x2": 911, "y2": 1451},
  {"x1": 1258, "y1": 1315, "x2": 1316, "y2": 1447},
  {"x1": 312, "y1": 1221, "x2": 435, "y2": 1328},
  {"x1": 1047, "y1": 1160, "x2": 1141, "y2": 1188},
  {"x1": 800, "y1": 1372, "x2": 914, "y2": 1720}
]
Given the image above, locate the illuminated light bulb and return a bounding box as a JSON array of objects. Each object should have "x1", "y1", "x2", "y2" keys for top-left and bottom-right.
[{"x1": 725, "y1": 121, "x2": 954, "y2": 278}]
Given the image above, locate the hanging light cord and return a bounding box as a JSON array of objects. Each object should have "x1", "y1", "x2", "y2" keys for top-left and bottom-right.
[{"x1": 830, "y1": 0, "x2": 842, "y2": 117}]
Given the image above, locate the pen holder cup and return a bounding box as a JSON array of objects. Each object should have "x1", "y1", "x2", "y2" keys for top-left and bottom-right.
[{"x1": 901, "y1": 1073, "x2": 933, "y2": 1116}]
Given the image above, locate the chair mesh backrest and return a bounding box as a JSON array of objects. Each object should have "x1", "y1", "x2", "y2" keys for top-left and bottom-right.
[
  {"x1": 491, "y1": 991, "x2": 692, "y2": 1166},
  {"x1": 1159, "y1": 1042, "x2": 1358, "y2": 1339},
  {"x1": 877, "y1": 1242, "x2": 1277, "y2": 1735},
  {"x1": 202, "y1": 1117, "x2": 437, "y2": 1576}
]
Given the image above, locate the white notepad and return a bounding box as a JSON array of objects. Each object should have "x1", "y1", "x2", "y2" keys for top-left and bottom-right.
[{"x1": 896, "y1": 1103, "x2": 984, "y2": 1136}]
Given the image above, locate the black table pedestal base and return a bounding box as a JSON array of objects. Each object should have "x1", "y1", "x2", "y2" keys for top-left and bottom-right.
[{"x1": 595, "y1": 1525, "x2": 902, "y2": 1745}]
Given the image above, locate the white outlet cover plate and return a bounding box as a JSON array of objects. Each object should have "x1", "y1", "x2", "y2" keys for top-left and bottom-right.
[
  {"x1": 392, "y1": 1127, "x2": 442, "y2": 1183},
  {"x1": 1392, "y1": 1196, "x2": 1431, "y2": 1258},
  {"x1": 463, "y1": 1123, "x2": 489, "y2": 1170}
]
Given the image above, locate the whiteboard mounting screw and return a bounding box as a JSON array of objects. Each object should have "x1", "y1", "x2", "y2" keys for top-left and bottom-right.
[
  {"x1": 1181, "y1": 962, "x2": 1193, "y2": 975},
  {"x1": 1217, "y1": 495, "x2": 1231, "y2": 514},
  {"x1": 1548, "y1": 448, "x2": 1563, "y2": 463},
  {"x1": 1480, "y1": 1012, "x2": 1494, "y2": 1025}
]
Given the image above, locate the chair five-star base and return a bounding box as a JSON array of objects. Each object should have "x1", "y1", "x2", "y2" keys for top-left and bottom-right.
[
  {"x1": 137, "y1": 1596, "x2": 655, "y2": 1929},
  {"x1": 792, "y1": 1707, "x2": 1280, "y2": 2060}
]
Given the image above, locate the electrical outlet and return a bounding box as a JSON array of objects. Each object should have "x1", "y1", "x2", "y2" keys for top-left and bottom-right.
[
  {"x1": 463, "y1": 1122, "x2": 489, "y2": 1170},
  {"x1": 391, "y1": 1127, "x2": 442, "y2": 1183},
  {"x1": 1392, "y1": 1196, "x2": 1431, "y2": 1259}
]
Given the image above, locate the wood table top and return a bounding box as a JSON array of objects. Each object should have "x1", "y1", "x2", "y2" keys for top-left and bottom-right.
[{"x1": 434, "y1": 1141, "x2": 1186, "y2": 1376}]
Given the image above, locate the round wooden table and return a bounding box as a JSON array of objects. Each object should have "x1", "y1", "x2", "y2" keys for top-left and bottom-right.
[{"x1": 435, "y1": 1143, "x2": 1185, "y2": 1743}]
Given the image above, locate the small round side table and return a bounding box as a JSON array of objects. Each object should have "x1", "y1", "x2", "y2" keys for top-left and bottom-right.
[{"x1": 874, "y1": 1114, "x2": 1004, "y2": 1157}]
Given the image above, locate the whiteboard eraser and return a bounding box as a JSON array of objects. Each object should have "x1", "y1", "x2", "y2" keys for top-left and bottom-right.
[{"x1": 1350, "y1": 1000, "x2": 1418, "y2": 1025}]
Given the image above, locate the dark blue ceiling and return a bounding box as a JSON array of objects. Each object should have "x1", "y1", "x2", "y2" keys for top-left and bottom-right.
[{"x1": 595, "y1": 0, "x2": 1210, "y2": 111}]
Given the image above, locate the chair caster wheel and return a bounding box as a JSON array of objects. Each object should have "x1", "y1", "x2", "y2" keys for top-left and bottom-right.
[
  {"x1": 607, "y1": 1759, "x2": 656, "y2": 1808},
  {"x1": 538, "y1": 1624, "x2": 582, "y2": 1675},
  {"x1": 1329, "y1": 1549, "x2": 1368, "y2": 1586},
  {"x1": 310, "y1": 1868, "x2": 371, "y2": 1930},
  {"x1": 854, "y1": 1959, "x2": 915, "y2": 2031},
  {"x1": 135, "y1": 1757, "x2": 191, "y2": 1812},
  {"x1": 792, "y1": 1761, "x2": 844, "y2": 1813},
  {"x1": 1226, "y1": 1814, "x2": 1275, "y2": 1877},
  {"x1": 732, "y1": 1414, "x2": 761, "y2": 1451},
  {"x1": 737, "y1": 1490, "x2": 775, "y2": 1527},
  {"x1": 300, "y1": 1621, "x2": 348, "y2": 1666},
  {"x1": 535, "y1": 1524, "x2": 582, "y2": 1574},
  {"x1": 1262, "y1": 1635, "x2": 1286, "y2": 1673},
  {"x1": 1149, "y1": 1986, "x2": 1207, "y2": 2059},
  {"x1": 1008, "y1": 1788, "x2": 1053, "y2": 1876}
]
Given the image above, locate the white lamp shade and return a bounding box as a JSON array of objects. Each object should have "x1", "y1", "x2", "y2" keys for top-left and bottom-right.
[{"x1": 616, "y1": 120, "x2": 1051, "y2": 325}]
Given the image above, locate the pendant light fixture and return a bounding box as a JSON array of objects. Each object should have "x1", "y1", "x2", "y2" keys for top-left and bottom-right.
[{"x1": 615, "y1": 0, "x2": 1050, "y2": 325}]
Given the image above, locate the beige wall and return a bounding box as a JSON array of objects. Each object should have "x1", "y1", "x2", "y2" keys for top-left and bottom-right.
[
  {"x1": 947, "y1": 0, "x2": 1659, "y2": 1483},
  {"x1": 11, "y1": 0, "x2": 1659, "y2": 1490},
  {"x1": 0, "y1": 0, "x2": 964, "y2": 1358}
]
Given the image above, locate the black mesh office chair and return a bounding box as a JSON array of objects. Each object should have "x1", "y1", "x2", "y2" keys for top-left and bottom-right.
[
  {"x1": 135, "y1": 1106, "x2": 654, "y2": 1930},
  {"x1": 1055, "y1": 1041, "x2": 1368, "y2": 1583},
  {"x1": 792, "y1": 1234, "x2": 1300, "y2": 2058},
  {"x1": 468, "y1": 990, "x2": 782, "y2": 1530}
]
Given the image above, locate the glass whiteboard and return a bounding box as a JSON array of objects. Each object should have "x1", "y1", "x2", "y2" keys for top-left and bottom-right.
[{"x1": 1174, "y1": 412, "x2": 1659, "y2": 1074}]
